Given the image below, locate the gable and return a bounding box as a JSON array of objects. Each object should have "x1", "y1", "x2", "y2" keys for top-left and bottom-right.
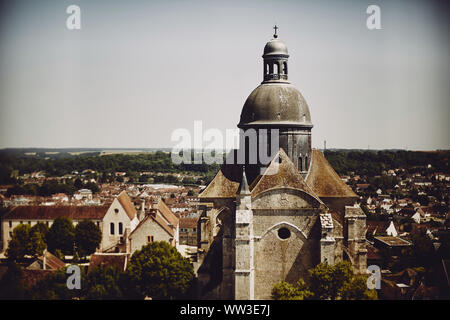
[
  {"x1": 306, "y1": 149, "x2": 357, "y2": 198},
  {"x1": 251, "y1": 149, "x2": 322, "y2": 202},
  {"x1": 252, "y1": 187, "x2": 323, "y2": 210}
]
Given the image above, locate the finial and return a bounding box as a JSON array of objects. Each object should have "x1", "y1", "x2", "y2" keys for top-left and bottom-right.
[{"x1": 273, "y1": 25, "x2": 278, "y2": 38}]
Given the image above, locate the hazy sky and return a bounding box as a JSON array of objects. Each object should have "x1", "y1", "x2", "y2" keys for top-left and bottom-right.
[{"x1": 0, "y1": 0, "x2": 449, "y2": 150}]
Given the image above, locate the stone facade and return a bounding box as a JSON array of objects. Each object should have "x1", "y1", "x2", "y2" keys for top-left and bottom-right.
[{"x1": 195, "y1": 30, "x2": 366, "y2": 300}]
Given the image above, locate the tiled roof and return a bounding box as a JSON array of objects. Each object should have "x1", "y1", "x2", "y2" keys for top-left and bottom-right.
[
  {"x1": 39, "y1": 250, "x2": 65, "y2": 270},
  {"x1": 180, "y1": 217, "x2": 198, "y2": 229},
  {"x1": 156, "y1": 199, "x2": 179, "y2": 227},
  {"x1": 3, "y1": 205, "x2": 109, "y2": 220},
  {"x1": 129, "y1": 213, "x2": 174, "y2": 238},
  {"x1": 117, "y1": 191, "x2": 137, "y2": 220},
  {"x1": 89, "y1": 253, "x2": 129, "y2": 272},
  {"x1": 306, "y1": 149, "x2": 357, "y2": 198}
]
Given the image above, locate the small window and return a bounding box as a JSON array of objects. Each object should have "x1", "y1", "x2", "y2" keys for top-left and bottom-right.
[
  {"x1": 193, "y1": 228, "x2": 196, "y2": 232},
  {"x1": 299, "y1": 155, "x2": 303, "y2": 171},
  {"x1": 9, "y1": 221, "x2": 12, "y2": 228},
  {"x1": 9, "y1": 232, "x2": 12, "y2": 237},
  {"x1": 28, "y1": 221, "x2": 31, "y2": 225},
  {"x1": 46, "y1": 221, "x2": 49, "y2": 227},
  {"x1": 110, "y1": 222, "x2": 115, "y2": 235},
  {"x1": 20, "y1": 221, "x2": 23, "y2": 224},
  {"x1": 118, "y1": 222, "x2": 123, "y2": 235},
  {"x1": 114, "y1": 208, "x2": 119, "y2": 213},
  {"x1": 147, "y1": 236, "x2": 154, "y2": 243},
  {"x1": 278, "y1": 227, "x2": 291, "y2": 240}
]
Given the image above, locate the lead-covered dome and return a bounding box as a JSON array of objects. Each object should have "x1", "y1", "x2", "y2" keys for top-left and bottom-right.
[
  {"x1": 238, "y1": 83, "x2": 312, "y2": 128},
  {"x1": 263, "y1": 38, "x2": 289, "y2": 57}
]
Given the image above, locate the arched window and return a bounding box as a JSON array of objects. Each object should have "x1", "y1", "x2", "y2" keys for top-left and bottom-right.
[
  {"x1": 110, "y1": 222, "x2": 115, "y2": 235},
  {"x1": 273, "y1": 63, "x2": 279, "y2": 75},
  {"x1": 118, "y1": 222, "x2": 123, "y2": 235},
  {"x1": 299, "y1": 154, "x2": 303, "y2": 171},
  {"x1": 305, "y1": 154, "x2": 309, "y2": 171},
  {"x1": 283, "y1": 61, "x2": 288, "y2": 75},
  {"x1": 266, "y1": 63, "x2": 269, "y2": 75}
]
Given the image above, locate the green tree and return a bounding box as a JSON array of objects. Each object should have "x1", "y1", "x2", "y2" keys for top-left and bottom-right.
[
  {"x1": 271, "y1": 279, "x2": 313, "y2": 300},
  {"x1": 272, "y1": 262, "x2": 377, "y2": 300},
  {"x1": 75, "y1": 220, "x2": 102, "y2": 258},
  {"x1": 29, "y1": 222, "x2": 49, "y2": 257},
  {"x1": 127, "y1": 241, "x2": 195, "y2": 299},
  {"x1": 46, "y1": 216, "x2": 75, "y2": 255},
  {"x1": 81, "y1": 266, "x2": 124, "y2": 299},
  {"x1": 28, "y1": 267, "x2": 80, "y2": 300},
  {"x1": 6, "y1": 224, "x2": 32, "y2": 261}
]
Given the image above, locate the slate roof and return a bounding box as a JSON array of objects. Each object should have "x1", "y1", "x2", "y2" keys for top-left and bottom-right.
[
  {"x1": 306, "y1": 149, "x2": 357, "y2": 198},
  {"x1": 3, "y1": 205, "x2": 109, "y2": 220}
]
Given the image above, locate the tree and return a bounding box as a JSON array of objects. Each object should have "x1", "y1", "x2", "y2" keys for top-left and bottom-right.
[
  {"x1": 127, "y1": 241, "x2": 195, "y2": 299},
  {"x1": 28, "y1": 267, "x2": 79, "y2": 300},
  {"x1": 29, "y1": 222, "x2": 49, "y2": 257},
  {"x1": 6, "y1": 224, "x2": 32, "y2": 261},
  {"x1": 271, "y1": 262, "x2": 377, "y2": 300},
  {"x1": 0, "y1": 262, "x2": 25, "y2": 299},
  {"x1": 46, "y1": 216, "x2": 75, "y2": 255},
  {"x1": 271, "y1": 279, "x2": 313, "y2": 300},
  {"x1": 81, "y1": 266, "x2": 124, "y2": 299},
  {"x1": 75, "y1": 220, "x2": 102, "y2": 258}
]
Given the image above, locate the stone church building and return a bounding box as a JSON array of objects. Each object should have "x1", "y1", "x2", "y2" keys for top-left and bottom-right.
[{"x1": 196, "y1": 29, "x2": 367, "y2": 300}]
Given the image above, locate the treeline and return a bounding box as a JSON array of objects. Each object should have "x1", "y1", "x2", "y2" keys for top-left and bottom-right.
[
  {"x1": 6, "y1": 179, "x2": 99, "y2": 197},
  {"x1": 0, "y1": 151, "x2": 221, "y2": 184},
  {"x1": 324, "y1": 150, "x2": 449, "y2": 176}
]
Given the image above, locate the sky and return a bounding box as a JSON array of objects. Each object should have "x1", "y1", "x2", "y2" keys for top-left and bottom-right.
[{"x1": 0, "y1": 0, "x2": 449, "y2": 150}]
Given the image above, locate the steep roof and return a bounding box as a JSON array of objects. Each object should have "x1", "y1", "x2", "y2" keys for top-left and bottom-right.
[
  {"x1": 3, "y1": 205, "x2": 109, "y2": 220},
  {"x1": 251, "y1": 149, "x2": 321, "y2": 200},
  {"x1": 156, "y1": 199, "x2": 179, "y2": 227},
  {"x1": 199, "y1": 157, "x2": 242, "y2": 199},
  {"x1": 117, "y1": 190, "x2": 137, "y2": 220},
  {"x1": 306, "y1": 149, "x2": 357, "y2": 198},
  {"x1": 129, "y1": 212, "x2": 174, "y2": 238}
]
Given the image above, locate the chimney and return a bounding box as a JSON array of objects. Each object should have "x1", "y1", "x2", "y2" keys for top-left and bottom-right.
[
  {"x1": 43, "y1": 248, "x2": 47, "y2": 270},
  {"x1": 139, "y1": 198, "x2": 145, "y2": 221}
]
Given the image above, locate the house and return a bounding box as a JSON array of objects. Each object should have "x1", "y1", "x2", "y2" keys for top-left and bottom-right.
[
  {"x1": 1, "y1": 191, "x2": 139, "y2": 254},
  {"x1": 101, "y1": 191, "x2": 139, "y2": 252},
  {"x1": 128, "y1": 211, "x2": 175, "y2": 254},
  {"x1": 179, "y1": 217, "x2": 198, "y2": 246},
  {"x1": 1, "y1": 205, "x2": 109, "y2": 252}
]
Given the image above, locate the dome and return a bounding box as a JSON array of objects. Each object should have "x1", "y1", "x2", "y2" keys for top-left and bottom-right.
[
  {"x1": 263, "y1": 38, "x2": 289, "y2": 57},
  {"x1": 238, "y1": 83, "x2": 312, "y2": 128}
]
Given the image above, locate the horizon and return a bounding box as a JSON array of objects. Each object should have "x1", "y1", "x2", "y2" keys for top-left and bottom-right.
[{"x1": 0, "y1": 0, "x2": 449, "y2": 151}]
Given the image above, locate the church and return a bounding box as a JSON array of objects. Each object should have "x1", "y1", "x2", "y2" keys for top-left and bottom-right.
[{"x1": 196, "y1": 28, "x2": 367, "y2": 300}]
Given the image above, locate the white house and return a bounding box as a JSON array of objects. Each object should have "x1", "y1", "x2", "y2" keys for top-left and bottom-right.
[{"x1": 101, "y1": 191, "x2": 139, "y2": 252}]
